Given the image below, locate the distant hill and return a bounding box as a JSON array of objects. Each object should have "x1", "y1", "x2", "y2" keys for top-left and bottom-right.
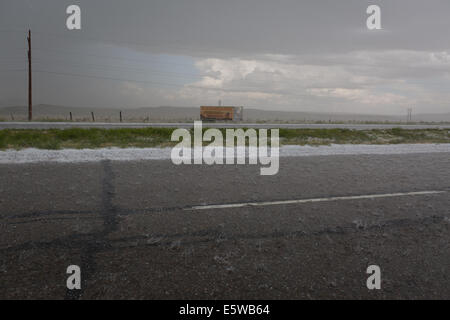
[{"x1": 1, "y1": 104, "x2": 450, "y2": 123}]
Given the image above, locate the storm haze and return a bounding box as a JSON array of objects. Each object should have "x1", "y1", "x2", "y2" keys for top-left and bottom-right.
[{"x1": 1, "y1": 0, "x2": 450, "y2": 115}]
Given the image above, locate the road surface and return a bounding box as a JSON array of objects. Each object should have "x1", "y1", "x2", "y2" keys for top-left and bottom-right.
[
  {"x1": 1, "y1": 121, "x2": 450, "y2": 130},
  {"x1": 1, "y1": 153, "x2": 449, "y2": 299}
]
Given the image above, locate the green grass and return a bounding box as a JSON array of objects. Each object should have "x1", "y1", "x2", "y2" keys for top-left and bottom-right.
[
  {"x1": 0, "y1": 127, "x2": 449, "y2": 150},
  {"x1": 280, "y1": 128, "x2": 450, "y2": 145},
  {"x1": 0, "y1": 128, "x2": 174, "y2": 150},
  {"x1": 279, "y1": 128, "x2": 371, "y2": 145}
]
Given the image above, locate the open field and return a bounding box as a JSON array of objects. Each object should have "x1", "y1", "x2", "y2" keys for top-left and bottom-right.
[
  {"x1": 0, "y1": 127, "x2": 450, "y2": 150},
  {"x1": 2, "y1": 122, "x2": 450, "y2": 131},
  {"x1": 2, "y1": 105, "x2": 450, "y2": 123}
]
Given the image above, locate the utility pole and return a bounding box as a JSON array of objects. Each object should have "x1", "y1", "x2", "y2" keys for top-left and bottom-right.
[
  {"x1": 27, "y1": 30, "x2": 32, "y2": 121},
  {"x1": 407, "y1": 108, "x2": 412, "y2": 123}
]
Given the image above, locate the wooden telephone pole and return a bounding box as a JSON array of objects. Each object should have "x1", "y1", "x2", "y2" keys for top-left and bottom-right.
[
  {"x1": 27, "y1": 30, "x2": 32, "y2": 121},
  {"x1": 407, "y1": 108, "x2": 412, "y2": 123}
]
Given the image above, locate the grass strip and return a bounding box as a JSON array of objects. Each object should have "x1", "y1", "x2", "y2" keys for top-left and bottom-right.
[{"x1": 0, "y1": 127, "x2": 449, "y2": 150}]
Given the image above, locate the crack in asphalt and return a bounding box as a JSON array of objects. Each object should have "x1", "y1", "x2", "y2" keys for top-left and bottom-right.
[
  {"x1": 64, "y1": 160, "x2": 119, "y2": 300},
  {"x1": 2, "y1": 214, "x2": 448, "y2": 255}
]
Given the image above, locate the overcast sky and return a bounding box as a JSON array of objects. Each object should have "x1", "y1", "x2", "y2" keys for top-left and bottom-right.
[{"x1": 1, "y1": 0, "x2": 450, "y2": 114}]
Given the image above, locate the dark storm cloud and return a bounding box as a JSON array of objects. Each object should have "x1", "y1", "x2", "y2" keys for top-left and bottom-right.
[
  {"x1": 1, "y1": 0, "x2": 450, "y2": 114},
  {"x1": 3, "y1": 0, "x2": 450, "y2": 55}
]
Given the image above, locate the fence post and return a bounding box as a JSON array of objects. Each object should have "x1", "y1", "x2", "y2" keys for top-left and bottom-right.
[
  {"x1": 120, "y1": 111, "x2": 122, "y2": 123},
  {"x1": 70, "y1": 112, "x2": 73, "y2": 121},
  {"x1": 91, "y1": 112, "x2": 95, "y2": 122}
]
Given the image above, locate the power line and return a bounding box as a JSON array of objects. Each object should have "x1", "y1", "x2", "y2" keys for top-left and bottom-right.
[
  {"x1": 32, "y1": 55, "x2": 206, "y2": 79},
  {"x1": 3, "y1": 29, "x2": 290, "y2": 102},
  {"x1": 32, "y1": 69, "x2": 279, "y2": 95},
  {"x1": 0, "y1": 69, "x2": 26, "y2": 72},
  {"x1": 33, "y1": 47, "x2": 200, "y2": 69},
  {"x1": 33, "y1": 69, "x2": 181, "y2": 87},
  {"x1": 31, "y1": 51, "x2": 273, "y2": 84},
  {"x1": 31, "y1": 29, "x2": 230, "y2": 57},
  {"x1": 0, "y1": 57, "x2": 27, "y2": 60},
  {"x1": 3, "y1": 28, "x2": 222, "y2": 69},
  {"x1": 33, "y1": 62, "x2": 201, "y2": 81},
  {"x1": 0, "y1": 29, "x2": 26, "y2": 34}
]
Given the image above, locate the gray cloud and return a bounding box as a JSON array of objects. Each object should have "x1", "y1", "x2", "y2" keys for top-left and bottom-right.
[{"x1": 1, "y1": 0, "x2": 450, "y2": 114}]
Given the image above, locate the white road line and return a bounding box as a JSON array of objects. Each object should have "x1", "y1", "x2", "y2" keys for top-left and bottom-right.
[{"x1": 185, "y1": 190, "x2": 446, "y2": 211}]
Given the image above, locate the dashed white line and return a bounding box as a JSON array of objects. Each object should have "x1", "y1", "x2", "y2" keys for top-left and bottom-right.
[{"x1": 185, "y1": 190, "x2": 446, "y2": 211}]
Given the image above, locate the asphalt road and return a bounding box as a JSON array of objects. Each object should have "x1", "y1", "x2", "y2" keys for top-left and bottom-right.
[
  {"x1": 1, "y1": 153, "x2": 449, "y2": 299},
  {"x1": 1, "y1": 121, "x2": 450, "y2": 130}
]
